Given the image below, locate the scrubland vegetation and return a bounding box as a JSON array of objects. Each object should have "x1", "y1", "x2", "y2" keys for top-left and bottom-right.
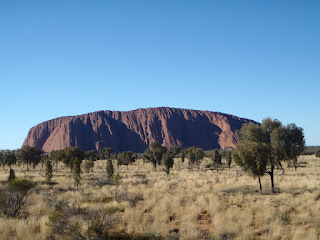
[
  {"x1": 1, "y1": 118, "x2": 318, "y2": 239},
  {"x1": 1, "y1": 155, "x2": 320, "y2": 240}
]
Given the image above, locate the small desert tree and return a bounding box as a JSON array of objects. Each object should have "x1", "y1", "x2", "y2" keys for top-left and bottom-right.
[
  {"x1": 186, "y1": 146, "x2": 204, "y2": 171},
  {"x1": 53, "y1": 147, "x2": 84, "y2": 172},
  {"x1": 188, "y1": 151, "x2": 196, "y2": 172},
  {"x1": 106, "y1": 159, "x2": 114, "y2": 181},
  {"x1": 213, "y1": 149, "x2": 222, "y2": 172},
  {"x1": 8, "y1": 169, "x2": 15, "y2": 181},
  {"x1": 264, "y1": 118, "x2": 305, "y2": 192},
  {"x1": 3, "y1": 152, "x2": 17, "y2": 170},
  {"x1": 233, "y1": 141, "x2": 269, "y2": 193},
  {"x1": 143, "y1": 142, "x2": 167, "y2": 170},
  {"x1": 235, "y1": 118, "x2": 305, "y2": 193},
  {"x1": 50, "y1": 150, "x2": 60, "y2": 168},
  {"x1": 117, "y1": 151, "x2": 135, "y2": 170},
  {"x1": 45, "y1": 159, "x2": 53, "y2": 182},
  {"x1": 143, "y1": 148, "x2": 154, "y2": 168},
  {"x1": 65, "y1": 147, "x2": 84, "y2": 172},
  {"x1": 84, "y1": 150, "x2": 97, "y2": 161},
  {"x1": 73, "y1": 157, "x2": 81, "y2": 189},
  {"x1": 181, "y1": 151, "x2": 185, "y2": 163},
  {"x1": 168, "y1": 147, "x2": 180, "y2": 158},
  {"x1": 222, "y1": 150, "x2": 232, "y2": 169},
  {"x1": 0, "y1": 150, "x2": 16, "y2": 170},
  {"x1": 99, "y1": 147, "x2": 113, "y2": 160},
  {"x1": 16, "y1": 145, "x2": 42, "y2": 171},
  {"x1": 162, "y1": 153, "x2": 174, "y2": 178}
]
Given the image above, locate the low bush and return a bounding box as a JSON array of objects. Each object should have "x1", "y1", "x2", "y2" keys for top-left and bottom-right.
[
  {"x1": 0, "y1": 178, "x2": 35, "y2": 217},
  {"x1": 48, "y1": 202, "x2": 119, "y2": 240}
]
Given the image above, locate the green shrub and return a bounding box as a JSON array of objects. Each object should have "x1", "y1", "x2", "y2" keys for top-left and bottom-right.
[
  {"x1": 0, "y1": 178, "x2": 35, "y2": 217},
  {"x1": 8, "y1": 169, "x2": 15, "y2": 181},
  {"x1": 8, "y1": 178, "x2": 35, "y2": 191},
  {"x1": 112, "y1": 173, "x2": 121, "y2": 185},
  {"x1": 48, "y1": 202, "x2": 119, "y2": 239}
]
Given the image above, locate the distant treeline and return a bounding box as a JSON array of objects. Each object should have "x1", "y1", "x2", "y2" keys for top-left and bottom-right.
[{"x1": 302, "y1": 146, "x2": 320, "y2": 155}]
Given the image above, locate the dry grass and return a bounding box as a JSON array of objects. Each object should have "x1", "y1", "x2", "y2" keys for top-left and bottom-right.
[{"x1": 1, "y1": 155, "x2": 320, "y2": 239}]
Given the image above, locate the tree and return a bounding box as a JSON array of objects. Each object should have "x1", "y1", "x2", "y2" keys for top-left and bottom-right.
[
  {"x1": 73, "y1": 157, "x2": 81, "y2": 189},
  {"x1": 233, "y1": 141, "x2": 269, "y2": 194},
  {"x1": 265, "y1": 118, "x2": 305, "y2": 192},
  {"x1": 162, "y1": 153, "x2": 174, "y2": 178},
  {"x1": 222, "y1": 150, "x2": 232, "y2": 169},
  {"x1": 8, "y1": 169, "x2": 15, "y2": 181},
  {"x1": 188, "y1": 151, "x2": 195, "y2": 172},
  {"x1": 234, "y1": 118, "x2": 305, "y2": 193},
  {"x1": 316, "y1": 150, "x2": 320, "y2": 158},
  {"x1": 99, "y1": 147, "x2": 113, "y2": 160},
  {"x1": 213, "y1": 149, "x2": 222, "y2": 172},
  {"x1": 55, "y1": 147, "x2": 83, "y2": 172},
  {"x1": 0, "y1": 150, "x2": 13, "y2": 170},
  {"x1": 50, "y1": 150, "x2": 61, "y2": 168},
  {"x1": 168, "y1": 147, "x2": 180, "y2": 158},
  {"x1": 283, "y1": 123, "x2": 306, "y2": 169},
  {"x1": 117, "y1": 151, "x2": 135, "y2": 170},
  {"x1": 186, "y1": 146, "x2": 204, "y2": 171},
  {"x1": 143, "y1": 148, "x2": 154, "y2": 168},
  {"x1": 106, "y1": 159, "x2": 114, "y2": 181},
  {"x1": 4, "y1": 152, "x2": 17, "y2": 170},
  {"x1": 45, "y1": 159, "x2": 53, "y2": 182},
  {"x1": 181, "y1": 151, "x2": 185, "y2": 163},
  {"x1": 143, "y1": 142, "x2": 167, "y2": 170},
  {"x1": 84, "y1": 150, "x2": 98, "y2": 161},
  {"x1": 16, "y1": 145, "x2": 42, "y2": 171},
  {"x1": 150, "y1": 142, "x2": 167, "y2": 167}
]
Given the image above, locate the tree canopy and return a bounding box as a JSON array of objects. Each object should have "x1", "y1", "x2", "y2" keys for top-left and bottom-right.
[
  {"x1": 233, "y1": 118, "x2": 305, "y2": 193},
  {"x1": 117, "y1": 151, "x2": 135, "y2": 169},
  {"x1": 16, "y1": 145, "x2": 42, "y2": 170},
  {"x1": 53, "y1": 147, "x2": 84, "y2": 171},
  {"x1": 143, "y1": 142, "x2": 167, "y2": 170},
  {"x1": 99, "y1": 147, "x2": 113, "y2": 160},
  {"x1": 186, "y1": 146, "x2": 204, "y2": 170},
  {"x1": 162, "y1": 153, "x2": 174, "y2": 177}
]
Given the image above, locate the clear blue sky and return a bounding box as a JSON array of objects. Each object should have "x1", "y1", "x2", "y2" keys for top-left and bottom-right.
[{"x1": 0, "y1": 0, "x2": 319, "y2": 149}]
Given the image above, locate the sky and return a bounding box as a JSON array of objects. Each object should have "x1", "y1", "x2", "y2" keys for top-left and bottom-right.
[{"x1": 0, "y1": 0, "x2": 319, "y2": 149}]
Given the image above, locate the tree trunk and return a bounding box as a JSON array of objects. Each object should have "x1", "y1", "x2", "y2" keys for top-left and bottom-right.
[
  {"x1": 266, "y1": 165, "x2": 275, "y2": 193},
  {"x1": 270, "y1": 165, "x2": 275, "y2": 193},
  {"x1": 258, "y1": 175, "x2": 262, "y2": 194}
]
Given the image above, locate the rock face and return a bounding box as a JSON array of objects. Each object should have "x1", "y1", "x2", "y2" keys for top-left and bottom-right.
[{"x1": 23, "y1": 107, "x2": 256, "y2": 153}]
